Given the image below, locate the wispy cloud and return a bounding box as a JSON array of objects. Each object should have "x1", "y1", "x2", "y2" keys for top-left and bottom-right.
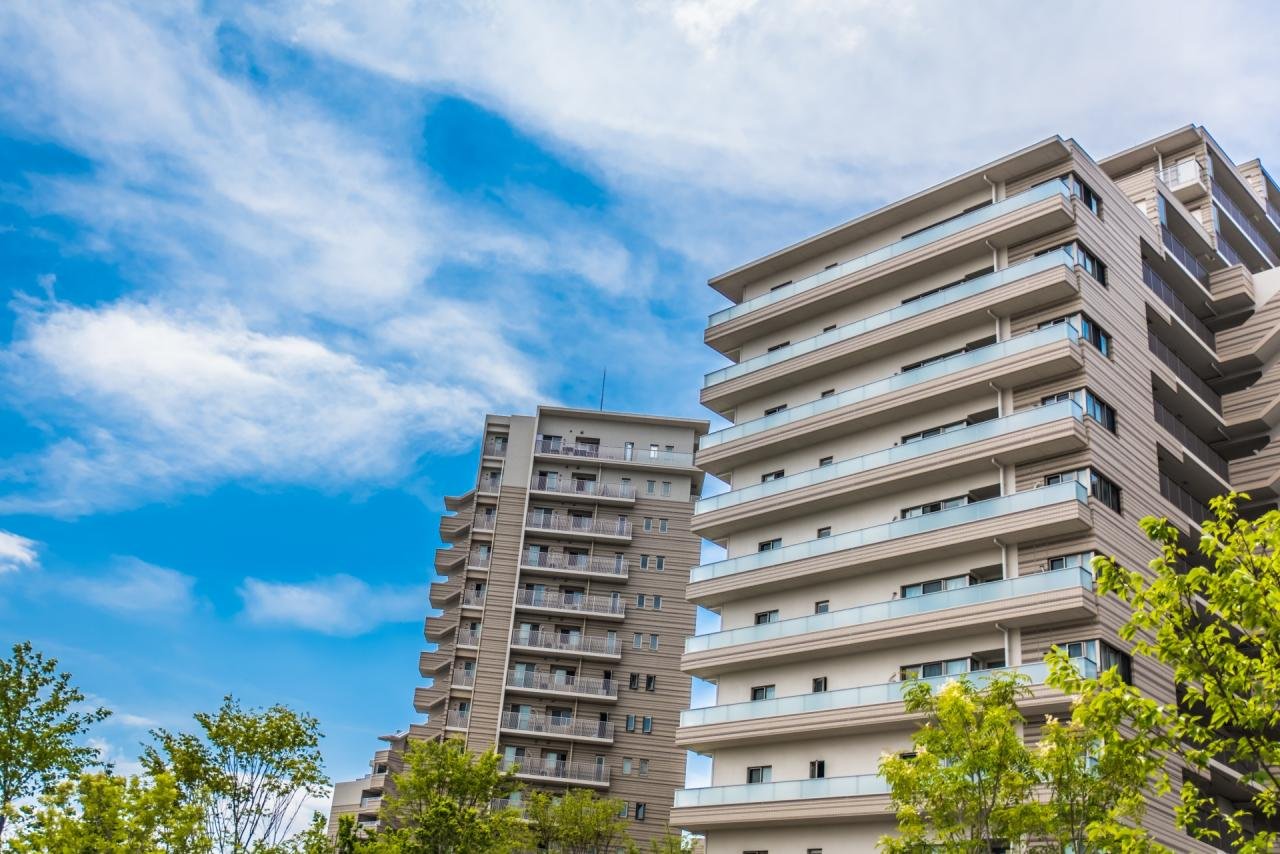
[
  {"x1": 239, "y1": 574, "x2": 426, "y2": 636},
  {"x1": 64, "y1": 557, "x2": 198, "y2": 617},
  {"x1": 0, "y1": 530, "x2": 39, "y2": 574}
]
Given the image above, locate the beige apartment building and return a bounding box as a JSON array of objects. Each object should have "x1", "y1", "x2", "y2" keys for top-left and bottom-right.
[
  {"x1": 331, "y1": 406, "x2": 708, "y2": 845},
  {"x1": 670, "y1": 125, "x2": 1280, "y2": 853}
]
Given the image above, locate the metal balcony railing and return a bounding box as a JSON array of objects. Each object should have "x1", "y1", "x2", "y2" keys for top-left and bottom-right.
[
  {"x1": 533, "y1": 439, "x2": 693, "y2": 467},
  {"x1": 1142, "y1": 262, "x2": 1215, "y2": 347},
  {"x1": 506, "y1": 669, "x2": 618, "y2": 698},
  {"x1": 1212, "y1": 182, "x2": 1280, "y2": 266},
  {"x1": 478, "y1": 474, "x2": 503, "y2": 492},
  {"x1": 467, "y1": 550, "x2": 491, "y2": 568},
  {"x1": 461, "y1": 590, "x2": 486, "y2": 607},
  {"x1": 457, "y1": 628, "x2": 482, "y2": 647},
  {"x1": 515, "y1": 589, "x2": 625, "y2": 617},
  {"x1": 510, "y1": 629, "x2": 620, "y2": 657},
  {"x1": 474, "y1": 514, "x2": 497, "y2": 532},
  {"x1": 501, "y1": 758, "x2": 610, "y2": 784},
  {"x1": 525, "y1": 513, "x2": 632, "y2": 538},
  {"x1": 1217, "y1": 234, "x2": 1246, "y2": 268},
  {"x1": 529, "y1": 476, "x2": 636, "y2": 499},
  {"x1": 445, "y1": 710, "x2": 469, "y2": 729},
  {"x1": 1267, "y1": 197, "x2": 1280, "y2": 229},
  {"x1": 483, "y1": 439, "x2": 507, "y2": 457},
  {"x1": 1153, "y1": 401, "x2": 1229, "y2": 480},
  {"x1": 1161, "y1": 225, "x2": 1209, "y2": 285},
  {"x1": 1148, "y1": 331, "x2": 1222, "y2": 413},
  {"x1": 1159, "y1": 472, "x2": 1211, "y2": 525},
  {"x1": 500, "y1": 712, "x2": 614, "y2": 740},
  {"x1": 1158, "y1": 160, "x2": 1204, "y2": 190},
  {"x1": 451, "y1": 670, "x2": 476, "y2": 689},
  {"x1": 520, "y1": 551, "x2": 629, "y2": 578}
]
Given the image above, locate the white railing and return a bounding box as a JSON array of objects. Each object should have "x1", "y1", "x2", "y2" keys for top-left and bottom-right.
[
  {"x1": 506, "y1": 669, "x2": 618, "y2": 698},
  {"x1": 1158, "y1": 159, "x2": 1204, "y2": 190},
  {"x1": 467, "y1": 550, "x2": 492, "y2": 569},
  {"x1": 462, "y1": 591, "x2": 486, "y2": 607},
  {"x1": 520, "y1": 551, "x2": 629, "y2": 578},
  {"x1": 510, "y1": 629, "x2": 620, "y2": 657},
  {"x1": 500, "y1": 712, "x2": 614, "y2": 740},
  {"x1": 501, "y1": 758, "x2": 610, "y2": 784},
  {"x1": 483, "y1": 440, "x2": 507, "y2": 457},
  {"x1": 515, "y1": 589, "x2": 625, "y2": 617},
  {"x1": 474, "y1": 514, "x2": 497, "y2": 532},
  {"x1": 451, "y1": 671, "x2": 476, "y2": 689},
  {"x1": 478, "y1": 475, "x2": 503, "y2": 492},
  {"x1": 533, "y1": 440, "x2": 693, "y2": 467},
  {"x1": 525, "y1": 513, "x2": 632, "y2": 538},
  {"x1": 457, "y1": 628, "x2": 482, "y2": 647},
  {"x1": 446, "y1": 710, "x2": 469, "y2": 729},
  {"x1": 529, "y1": 476, "x2": 636, "y2": 499}
]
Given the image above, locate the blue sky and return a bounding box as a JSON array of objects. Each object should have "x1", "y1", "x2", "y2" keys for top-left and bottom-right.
[{"x1": 2, "y1": 0, "x2": 1279, "y2": 804}]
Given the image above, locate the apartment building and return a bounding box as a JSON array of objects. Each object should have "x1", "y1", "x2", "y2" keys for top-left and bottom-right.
[
  {"x1": 670, "y1": 125, "x2": 1280, "y2": 853},
  {"x1": 331, "y1": 405, "x2": 708, "y2": 845}
]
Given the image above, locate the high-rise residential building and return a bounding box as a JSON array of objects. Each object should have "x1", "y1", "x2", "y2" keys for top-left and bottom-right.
[
  {"x1": 670, "y1": 125, "x2": 1280, "y2": 853},
  {"x1": 330, "y1": 405, "x2": 708, "y2": 845}
]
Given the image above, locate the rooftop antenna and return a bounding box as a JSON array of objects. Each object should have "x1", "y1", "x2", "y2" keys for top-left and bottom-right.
[{"x1": 599, "y1": 367, "x2": 607, "y2": 411}]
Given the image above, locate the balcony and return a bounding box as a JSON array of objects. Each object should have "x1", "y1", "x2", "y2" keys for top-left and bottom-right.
[
  {"x1": 514, "y1": 589, "x2": 627, "y2": 620},
  {"x1": 533, "y1": 439, "x2": 694, "y2": 469},
  {"x1": 1212, "y1": 181, "x2": 1279, "y2": 269},
  {"x1": 505, "y1": 669, "x2": 619, "y2": 701},
  {"x1": 675, "y1": 773, "x2": 889, "y2": 810},
  {"x1": 1153, "y1": 400, "x2": 1229, "y2": 482},
  {"x1": 693, "y1": 400, "x2": 1085, "y2": 538},
  {"x1": 528, "y1": 476, "x2": 636, "y2": 504},
  {"x1": 1158, "y1": 160, "x2": 1208, "y2": 203},
  {"x1": 1148, "y1": 331, "x2": 1222, "y2": 414},
  {"x1": 697, "y1": 322, "x2": 1082, "y2": 469},
  {"x1": 1161, "y1": 225, "x2": 1210, "y2": 287},
  {"x1": 1143, "y1": 261, "x2": 1214, "y2": 348},
  {"x1": 524, "y1": 512, "x2": 632, "y2": 541},
  {"x1": 445, "y1": 710, "x2": 469, "y2": 730},
  {"x1": 1160, "y1": 472, "x2": 1210, "y2": 527},
  {"x1": 461, "y1": 590, "x2": 486, "y2": 608},
  {"x1": 519, "y1": 551, "x2": 629, "y2": 581},
  {"x1": 509, "y1": 629, "x2": 621, "y2": 660},
  {"x1": 451, "y1": 671, "x2": 476, "y2": 690},
  {"x1": 467, "y1": 550, "x2": 491, "y2": 569},
  {"x1": 478, "y1": 474, "x2": 503, "y2": 493},
  {"x1": 677, "y1": 659, "x2": 1096, "y2": 751},
  {"x1": 706, "y1": 179, "x2": 1073, "y2": 332},
  {"x1": 682, "y1": 568, "x2": 1095, "y2": 678},
  {"x1": 499, "y1": 711, "x2": 614, "y2": 743},
  {"x1": 701, "y1": 249, "x2": 1078, "y2": 408},
  {"x1": 457, "y1": 628, "x2": 481, "y2": 648},
  {"x1": 482, "y1": 439, "x2": 507, "y2": 457},
  {"x1": 688, "y1": 481, "x2": 1091, "y2": 604},
  {"x1": 473, "y1": 514, "x2": 497, "y2": 533},
  {"x1": 501, "y1": 758, "x2": 610, "y2": 789}
]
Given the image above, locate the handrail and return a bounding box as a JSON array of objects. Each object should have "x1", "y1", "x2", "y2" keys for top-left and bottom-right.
[
  {"x1": 1161, "y1": 225, "x2": 1209, "y2": 284},
  {"x1": 533, "y1": 440, "x2": 693, "y2": 467},
  {"x1": 457, "y1": 628, "x2": 482, "y2": 647},
  {"x1": 1212, "y1": 181, "x2": 1280, "y2": 266},
  {"x1": 1158, "y1": 160, "x2": 1204, "y2": 190},
  {"x1": 506, "y1": 669, "x2": 618, "y2": 698},
  {"x1": 510, "y1": 629, "x2": 620, "y2": 656},
  {"x1": 1142, "y1": 261, "x2": 1215, "y2": 347},
  {"x1": 515, "y1": 588, "x2": 626, "y2": 616},
  {"x1": 529, "y1": 476, "x2": 636, "y2": 499},
  {"x1": 525, "y1": 512, "x2": 632, "y2": 537},
  {"x1": 1153, "y1": 401, "x2": 1229, "y2": 480},
  {"x1": 500, "y1": 711, "x2": 614, "y2": 740},
  {"x1": 1147, "y1": 331, "x2": 1221, "y2": 413},
  {"x1": 501, "y1": 758, "x2": 610, "y2": 784},
  {"x1": 520, "y1": 551, "x2": 629, "y2": 577},
  {"x1": 675, "y1": 773, "x2": 890, "y2": 807},
  {"x1": 1160, "y1": 472, "x2": 1210, "y2": 525}
]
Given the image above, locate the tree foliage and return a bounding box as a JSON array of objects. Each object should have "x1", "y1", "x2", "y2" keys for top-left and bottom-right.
[
  {"x1": 1086, "y1": 494, "x2": 1280, "y2": 853},
  {"x1": 525, "y1": 788, "x2": 629, "y2": 853},
  {"x1": 7, "y1": 770, "x2": 210, "y2": 853},
  {"x1": 370, "y1": 738, "x2": 527, "y2": 854},
  {"x1": 142, "y1": 694, "x2": 327, "y2": 853},
  {"x1": 0, "y1": 641, "x2": 112, "y2": 840}
]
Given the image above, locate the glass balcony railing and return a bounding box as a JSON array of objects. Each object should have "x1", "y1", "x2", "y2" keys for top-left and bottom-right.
[
  {"x1": 689, "y1": 480, "x2": 1089, "y2": 584},
  {"x1": 1158, "y1": 160, "x2": 1204, "y2": 190},
  {"x1": 699, "y1": 322, "x2": 1079, "y2": 451},
  {"x1": 1147, "y1": 331, "x2": 1221, "y2": 414},
  {"x1": 696, "y1": 399, "x2": 1081, "y2": 516},
  {"x1": 1161, "y1": 225, "x2": 1209, "y2": 285},
  {"x1": 708, "y1": 179, "x2": 1073, "y2": 328},
  {"x1": 684, "y1": 567, "x2": 1093, "y2": 654},
  {"x1": 1212, "y1": 182, "x2": 1279, "y2": 267},
  {"x1": 680, "y1": 658, "x2": 1097, "y2": 728},
  {"x1": 1142, "y1": 262, "x2": 1215, "y2": 347},
  {"x1": 703, "y1": 249, "x2": 1076, "y2": 389},
  {"x1": 674, "y1": 773, "x2": 890, "y2": 808}
]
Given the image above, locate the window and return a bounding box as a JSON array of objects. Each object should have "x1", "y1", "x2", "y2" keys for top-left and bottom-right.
[
  {"x1": 767, "y1": 341, "x2": 790, "y2": 352},
  {"x1": 902, "y1": 265, "x2": 995, "y2": 305},
  {"x1": 1084, "y1": 390, "x2": 1117, "y2": 432},
  {"x1": 1058, "y1": 639, "x2": 1131, "y2": 684},
  {"x1": 808, "y1": 850, "x2": 824, "y2": 854},
  {"x1": 747, "y1": 766, "x2": 772, "y2": 784},
  {"x1": 633, "y1": 633, "x2": 643, "y2": 649},
  {"x1": 755, "y1": 610, "x2": 779, "y2": 625},
  {"x1": 646, "y1": 479, "x2": 656, "y2": 494},
  {"x1": 636, "y1": 594, "x2": 646, "y2": 609},
  {"x1": 649, "y1": 634, "x2": 659, "y2": 651},
  {"x1": 1080, "y1": 313, "x2": 1112, "y2": 356},
  {"x1": 622, "y1": 757, "x2": 633, "y2": 774},
  {"x1": 653, "y1": 595, "x2": 663, "y2": 610},
  {"x1": 634, "y1": 803, "x2": 646, "y2": 821},
  {"x1": 770, "y1": 279, "x2": 792, "y2": 291},
  {"x1": 902, "y1": 344, "x2": 965, "y2": 372},
  {"x1": 629, "y1": 672, "x2": 640, "y2": 690},
  {"x1": 760, "y1": 469, "x2": 785, "y2": 482},
  {"x1": 764, "y1": 404, "x2": 788, "y2": 416},
  {"x1": 655, "y1": 555, "x2": 665, "y2": 571},
  {"x1": 1042, "y1": 390, "x2": 1072, "y2": 405},
  {"x1": 758, "y1": 538, "x2": 782, "y2": 552},
  {"x1": 902, "y1": 574, "x2": 970, "y2": 598},
  {"x1": 1065, "y1": 172, "x2": 1103, "y2": 217},
  {"x1": 902, "y1": 495, "x2": 968, "y2": 518},
  {"x1": 659, "y1": 518, "x2": 669, "y2": 533},
  {"x1": 823, "y1": 324, "x2": 837, "y2": 333},
  {"x1": 814, "y1": 600, "x2": 830, "y2": 614},
  {"x1": 751, "y1": 685, "x2": 776, "y2": 701},
  {"x1": 638, "y1": 758, "x2": 649, "y2": 776},
  {"x1": 818, "y1": 456, "x2": 834, "y2": 467},
  {"x1": 625, "y1": 715, "x2": 636, "y2": 732},
  {"x1": 902, "y1": 418, "x2": 966, "y2": 444},
  {"x1": 645, "y1": 675, "x2": 657, "y2": 692},
  {"x1": 816, "y1": 527, "x2": 831, "y2": 539},
  {"x1": 812, "y1": 676, "x2": 827, "y2": 693},
  {"x1": 649, "y1": 443, "x2": 659, "y2": 458},
  {"x1": 642, "y1": 716, "x2": 653, "y2": 734},
  {"x1": 639, "y1": 554, "x2": 650, "y2": 570},
  {"x1": 809, "y1": 760, "x2": 826, "y2": 779},
  {"x1": 820, "y1": 388, "x2": 835, "y2": 398},
  {"x1": 1049, "y1": 551, "x2": 1094, "y2": 572},
  {"x1": 901, "y1": 657, "x2": 973, "y2": 680},
  {"x1": 643, "y1": 517, "x2": 653, "y2": 531},
  {"x1": 661, "y1": 481, "x2": 672, "y2": 496},
  {"x1": 1047, "y1": 467, "x2": 1121, "y2": 513}
]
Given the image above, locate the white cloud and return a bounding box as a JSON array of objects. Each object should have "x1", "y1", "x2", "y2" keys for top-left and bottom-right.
[
  {"x1": 66, "y1": 557, "x2": 198, "y2": 617},
  {"x1": 0, "y1": 531, "x2": 39, "y2": 574},
  {"x1": 239, "y1": 574, "x2": 426, "y2": 636},
  {"x1": 89, "y1": 737, "x2": 146, "y2": 777},
  {"x1": 114, "y1": 712, "x2": 161, "y2": 729}
]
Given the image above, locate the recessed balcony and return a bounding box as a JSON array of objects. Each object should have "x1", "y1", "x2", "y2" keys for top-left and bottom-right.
[
  {"x1": 528, "y1": 476, "x2": 636, "y2": 504},
  {"x1": 505, "y1": 669, "x2": 619, "y2": 702},
  {"x1": 473, "y1": 514, "x2": 497, "y2": 533},
  {"x1": 509, "y1": 629, "x2": 622, "y2": 661},
  {"x1": 457, "y1": 628, "x2": 481, "y2": 648},
  {"x1": 533, "y1": 439, "x2": 695, "y2": 471},
  {"x1": 1211, "y1": 181, "x2": 1279, "y2": 270},
  {"x1": 445, "y1": 710, "x2": 469, "y2": 731},
  {"x1": 687, "y1": 481, "x2": 1092, "y2": 606},
  {"x1": 696, "y1": 322, "x2": 1084, "y2": 472},
  {"x1": 524, "y1": 512, "x2": 632, "y2": 542},
  {"x1": 451, "y1": 670, "x2": 476, "y2": 691},
  {"x1": 514, "y1": 589, "x2": 626, "y2": 620},
  {"x1": 682, "y1": 567, "x2": 1096, "y2": 678},
  {"x1": 519, "y1": 551, "x2": 629, "y2": 581},
  {"x1": 461, "y1": 590, "x2": 486, "y2": 609},
  {"x1": 482, "y1": 439, "x2": 508, "y2": 458},
  {"x1": 671, "y1": 774, "x2": 890, "y2": 831},
  {"x1": 499, "y1": 711, "x2": 614, "y2": 744},
  {"x1": 692, "y1": 399, "x2": 1086, "y2": 540},
  {"x1": 478, "y1": 474, "x2": 503, "y2": 494},
  {"x1": 500, "y1": 758, "x2": 610, "y2": 789}
]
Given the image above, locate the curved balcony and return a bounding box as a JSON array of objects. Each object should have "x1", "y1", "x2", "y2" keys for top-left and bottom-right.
[
  {"x1": 696, "y1": 323, "x2": 1082, "y2": 471},
  {"x1": 524, "y1": 512, "x2": 632, "y2": 541},
  {"x1": 682, "y1": 568, "x2": 1095, "y2": 678},
  {"x1": 529, "y1": 476, "x2": 636, "y2": 504},
  {"x1": 501, "y1": 758, "x2": 610, "y2": 788},
  {"x1": 687, "y1": 481, "x2": 1092, "y2": 605},
  {"x1": 693, "y1": 399, "x2": 1084, "y2": 538},
  {"x1": 500, "y1": 711, "x2": 614, "y2": 743},
  {"x1": 515, "y1": 589, "x2": 626, "y2": 620},
  {"x1": 505, "y1": 669, "x2": 618, "y2": 701},
  {"x1": 510, "y1": 629, "x2": 621, "y2": 660},
  {"x1": 519, "y1": 551, "x2": 629, "y2": 581},
  {"x1": 533, "y1": 440, "x2": 694, "y2": 469}
]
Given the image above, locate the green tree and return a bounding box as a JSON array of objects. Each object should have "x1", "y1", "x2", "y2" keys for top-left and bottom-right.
[
  {"x1": 8, "y1": 770, "x2": 210, "y2": 853},
  {"x1": 371, "y1": 738, "x2": 526, "y2": 853},
  {"x1": 1082, "y1": 494, "x2": 1280, "y2": 853},
  {"x1": 878, "y1": 672, "x2": 1043, "y2": 852},
  {"x1": 0, "y1": 641, "x2": 112, "y2": 839},
  {"x1": 142, "y1": 694, "x2": 327, "y2": 853},
  {"x1": 525, "y1": 788, "x2": 630, "y2": 853},
  {"x1": 636, "y1": 832, "x2": 698, "y2": 853}
]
